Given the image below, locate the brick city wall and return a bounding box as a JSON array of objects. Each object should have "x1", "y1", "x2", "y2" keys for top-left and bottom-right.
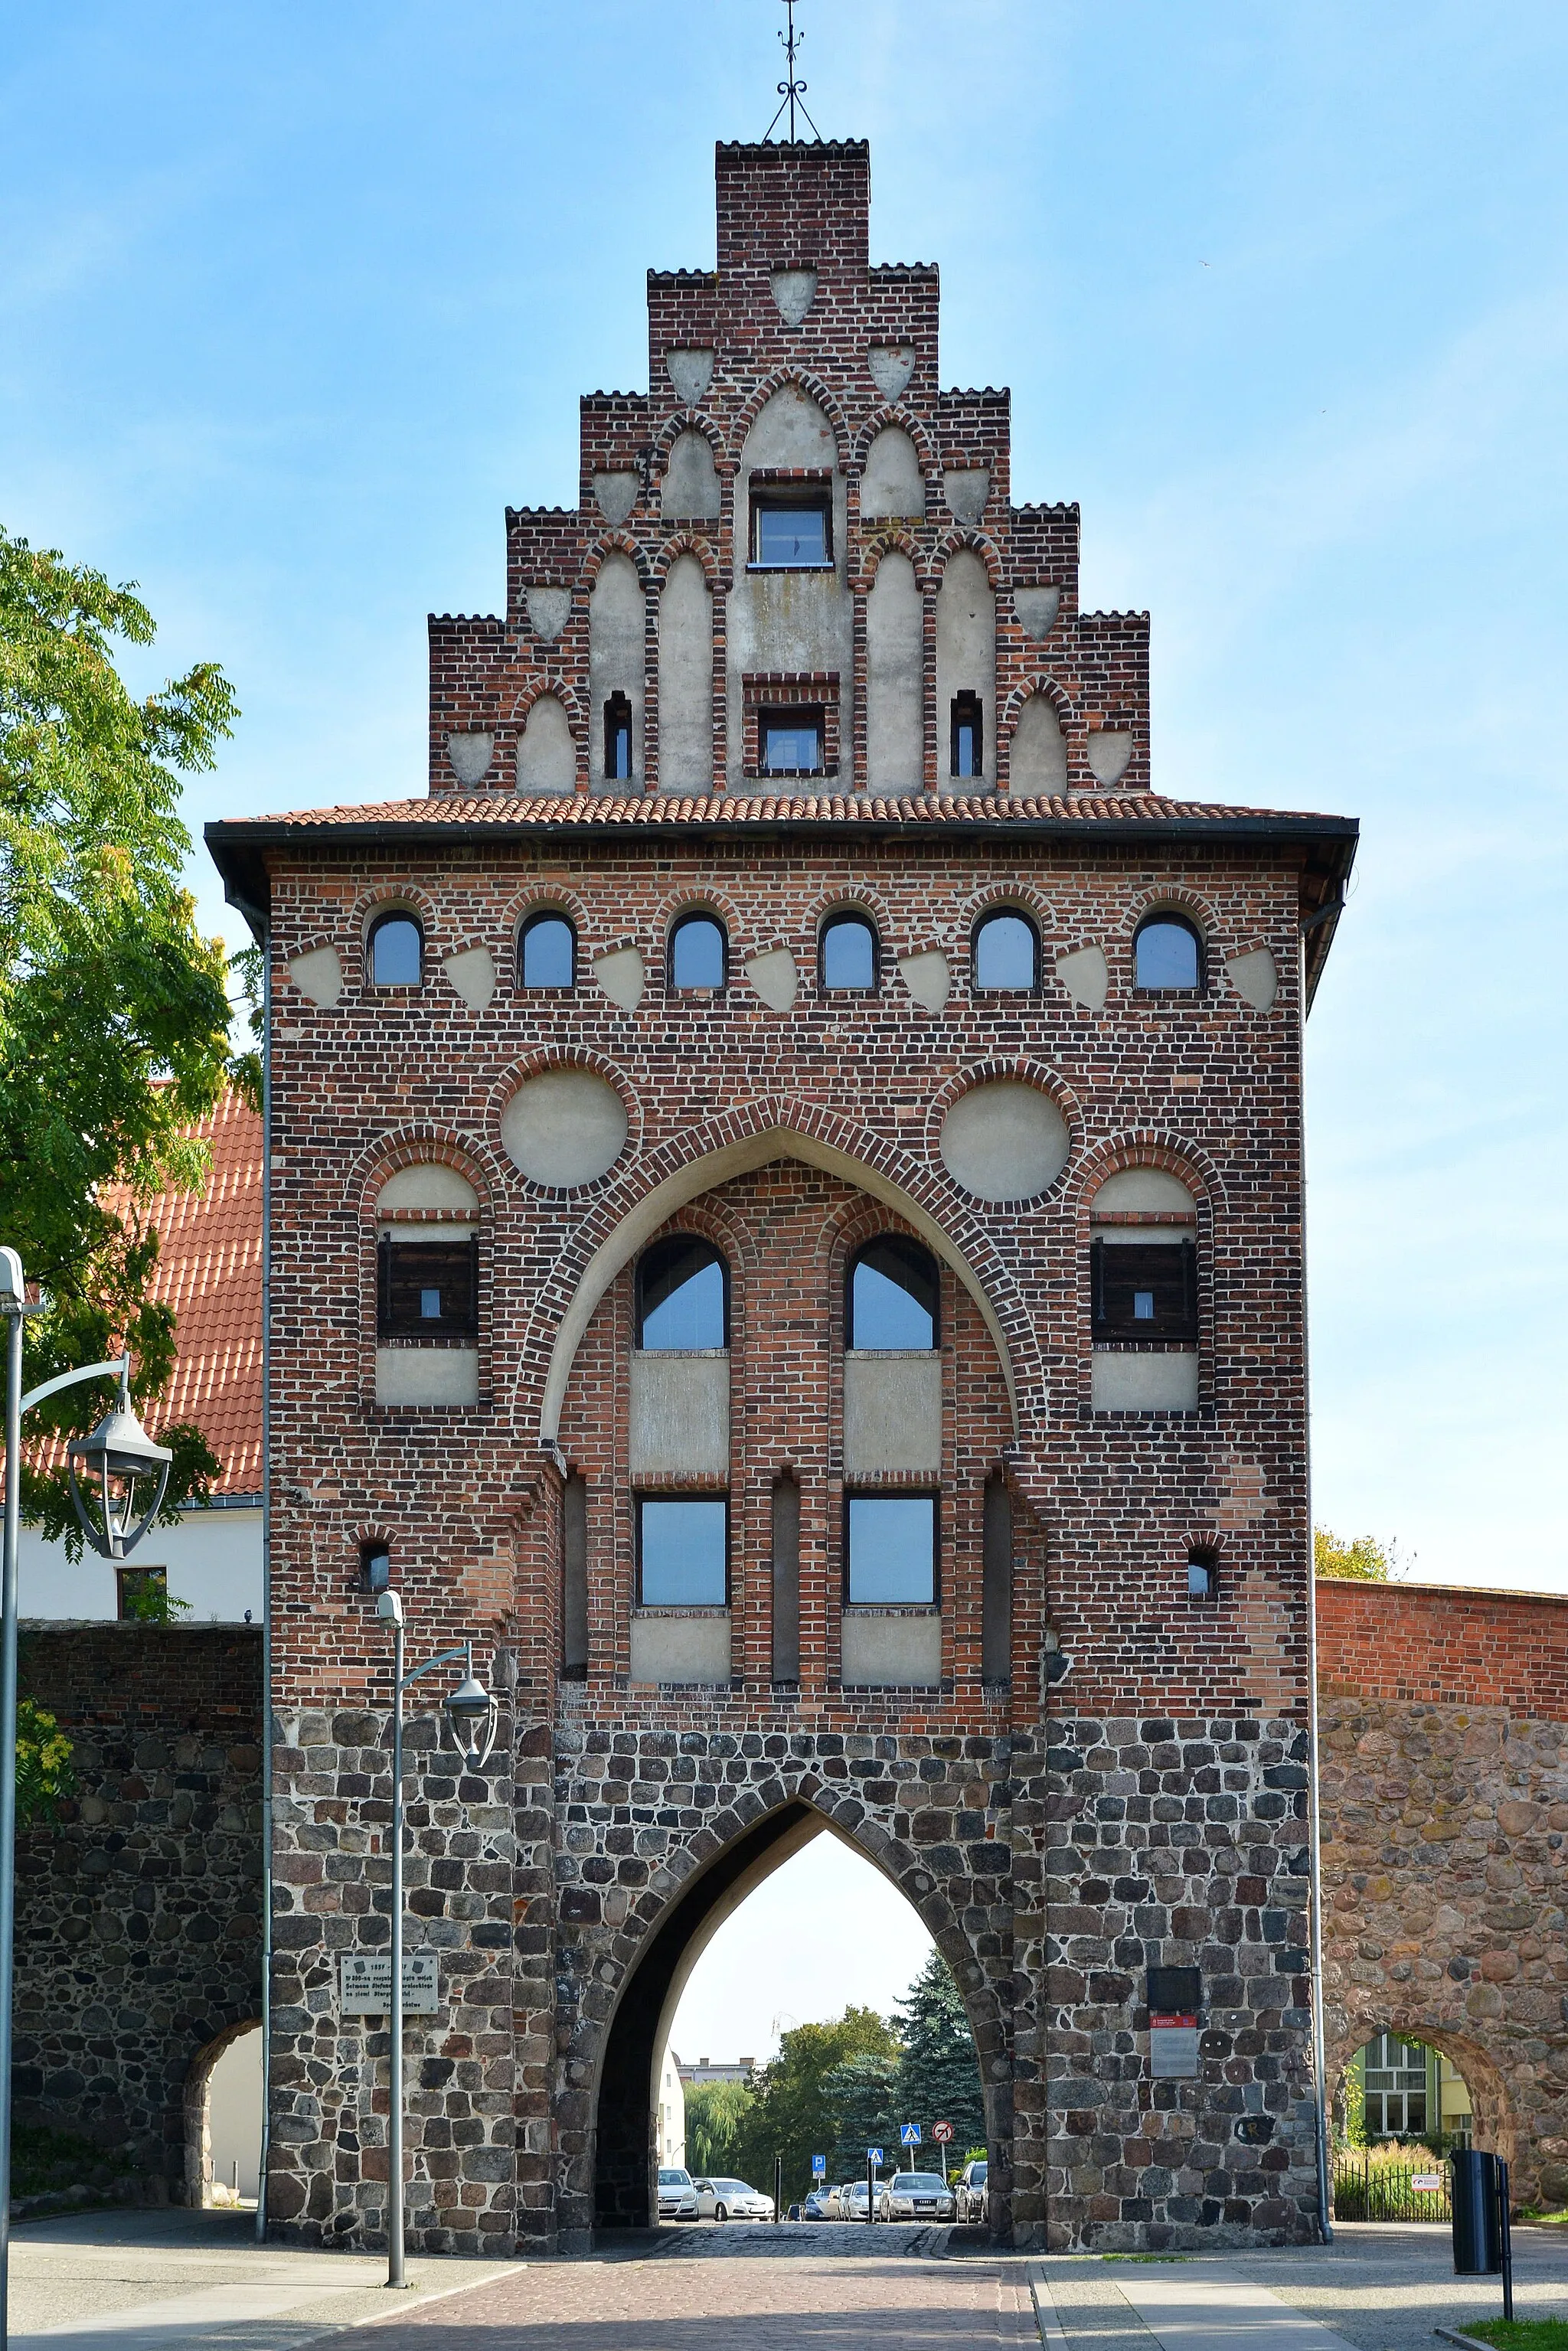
[
  {"x1": 11, "y1": 1624, "x2": 263, "y2": 2195},
  {"x1": 1318, "y1": 1579, "x2": 1568, "y2": 2209}
]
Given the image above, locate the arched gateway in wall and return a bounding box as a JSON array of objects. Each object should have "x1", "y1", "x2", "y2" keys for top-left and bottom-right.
[{"x1": 209, "y1": 132, "x2": 1355, "y2": 2255}]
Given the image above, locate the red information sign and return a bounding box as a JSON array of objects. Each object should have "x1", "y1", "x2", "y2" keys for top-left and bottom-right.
[{"x1": 932, "y1": 2121, "x2": 955, "y2": 2143}]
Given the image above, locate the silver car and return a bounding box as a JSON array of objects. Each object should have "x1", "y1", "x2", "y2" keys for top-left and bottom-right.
[
  {"x1": 956, "y1": 2157, "x2": 988, "y2": 2222},
  {"x1": 887, "y1": 2170, "x2": 956, "y2": 2220},
  {"x1": 839, "y1": 2176, "x2": 892, "y2": 2220},
  {"x1": 658, "y1": 2166, "x2": 697, "y2": 2220},
  {"x1": 691, "y1": 2175, "x2": 775, "y2": 2222}
]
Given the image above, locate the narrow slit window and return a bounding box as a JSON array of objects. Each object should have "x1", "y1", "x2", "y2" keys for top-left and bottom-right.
[
  {"x1": 950, "y1": 691, "x2": 982, "y2": 781},
  {"x1": 603, "y1": 692, "x2": 633, "y2": 782}
]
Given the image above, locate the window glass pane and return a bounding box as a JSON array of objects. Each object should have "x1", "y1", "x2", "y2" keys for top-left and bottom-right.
[
  {"x1": 763, "y1": 720, "x2": 822, "y2": 774},
  {"x1": 975, "y1": 913, "x2": 1036, "y2": 990},
  {"x1": 521, "y1": 916, "x2": 574, "y2": 988},
  {"x1": 640, "y1": 1498, "x2": 727, "y2": 1605},
  {"x1": 371, "y1": 916, "x2": 421, "y2": 986},
  {"x1": 1135, "y1": 919, "x2": 1200, "y2": 990},
  {"x1": 638, "y1": 1236, "x2": 727, "y2": 1349},
  {"x1": 755, "y1": 503, "x2": 828, "y2": 566},
  {"x1": 849, "y1": 1237, "x2": 937, "y2": 1349},
  {"x1": 1092, "y1": 1240, "x2": 1197, "y2": 1342},
  {"x1": 847, "y1": 1496, "x2": 936, "y2": 1604},
  {"x1": 671, "y1": 916, "x2": 725, "y2": 988},
  {"x1": 822, "y1": 916, "x2": 874, "y2": 989},
  {"x1": 378, "y1": 1237, "x2": 477, "y2": 1340}
]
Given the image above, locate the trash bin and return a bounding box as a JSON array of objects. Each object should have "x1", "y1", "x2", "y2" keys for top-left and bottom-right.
[{"x1": 1452, "y1": 2150, "x2": 1502, "y2": 2275}]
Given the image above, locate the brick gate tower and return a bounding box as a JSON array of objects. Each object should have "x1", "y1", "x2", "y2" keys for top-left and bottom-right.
[{"x1": 209, "y1": 136, "x2": 1357, "y2": 2254}]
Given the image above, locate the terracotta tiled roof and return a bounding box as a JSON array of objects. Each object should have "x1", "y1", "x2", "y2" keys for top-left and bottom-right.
[{"x1": 112, "y1": 1092, "x2": 263, "y2": 1498}]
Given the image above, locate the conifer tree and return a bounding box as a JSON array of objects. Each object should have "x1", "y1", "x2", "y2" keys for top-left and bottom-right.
[{"x1": 891, "y1": 1949, "x2": 986, "y2": 2157}]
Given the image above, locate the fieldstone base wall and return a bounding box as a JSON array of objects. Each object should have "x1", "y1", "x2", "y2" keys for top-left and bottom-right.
[
  {"x1": 12, "y1": 1623, "x2": 263, "y2": 2195},
  {"x1": 1037, "y1": 1710, "x2": 1320, "y2": 2249}
]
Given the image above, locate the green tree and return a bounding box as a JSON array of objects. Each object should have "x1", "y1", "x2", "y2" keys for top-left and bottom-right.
[
  {"x1": 683, "y1": 2077, "x2": 753, "y2": 2176},
  {"x1": 15, "y1": 1696, "x2": 74, "y2": 1828},
  {"x1": 822, "y1": 2049, "x2": 900, "y2": 2180},
  {"x1": 0, "y1": 527, "x2": 249, "y2": 1551},
  {"x1": 1315, "y1": 1527, "x2": 1396, "y2": 1581},
  {"x1": 891, "y1": 1949, "x2": 986, "y2": 2159},
  {"x1": 734, "y1": 2005, "x2": 898, "y2": 2202}
]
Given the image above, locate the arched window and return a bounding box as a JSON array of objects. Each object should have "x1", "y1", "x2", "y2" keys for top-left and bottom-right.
[
  {"x1": 520, "y1": 911, "x2": 576, "y2": 989},
  {"x1": 1135, "y1": 913, "x2": 1202, "y2": 992},
  {"x1": 368, "y1": 911, "x2": 422, "y2": 988},
  {"x1": 670, "y1": 913, "x2": 727, "y2": 991},
  {"x1": 604, "y1": 691, "x2": 633, "y2": 783},
  {"x1": 847, "y1": 1236, "x2": 938, "y2": 1350},
  {"x1": 636, "y1": 1235, "x2": 728, "y2": 1350},
  {"x1": 974, "y1": 910, "x2": 1038, "y2": 991},
  {"x1": 820, "y1": 913, "x2": 877, "y2": 992}
]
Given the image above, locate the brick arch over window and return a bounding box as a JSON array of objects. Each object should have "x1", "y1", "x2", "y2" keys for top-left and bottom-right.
[
  {"x1": 850, "y1": 403, "x2": 941, "y2": 477},
  {"x1": 525, "y1": 1102, "x2": 1037, "y2": 1445},
  {"x1": 728, "y1": 367, "x2": 854, "y2": 469},
  {"x1": 580, "y1": 1785, "x2": 1012, "y2": 2237}
]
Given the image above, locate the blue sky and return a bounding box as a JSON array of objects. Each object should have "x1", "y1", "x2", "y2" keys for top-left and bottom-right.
[{"x1": 4, "y1": 2, "x2": 1565, "y2": 1594}]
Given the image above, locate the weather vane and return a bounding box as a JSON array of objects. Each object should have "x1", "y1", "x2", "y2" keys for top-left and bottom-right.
[{"x1": 764, "y1": 0, "x2": 822, "y2": 142}]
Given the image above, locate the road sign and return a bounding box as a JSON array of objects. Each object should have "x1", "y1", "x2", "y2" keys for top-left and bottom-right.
[
  {"x1": 900, "y1": 2121, "x2": 921, "y2": 2146},
  {"x1": 932, "y1": 2121, "x2": 955, "y2": 2144},
  {"x1": 812, "y1": 2154, "x2": 826, "y2": 2176},
  {"x1": 866, "y1": 2147, "x2": 884, "y2": 2166}
]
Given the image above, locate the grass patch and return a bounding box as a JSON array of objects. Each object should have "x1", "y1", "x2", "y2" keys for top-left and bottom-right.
[
  {"x1": 11, "y1": 2123, "x2": 132, "y2": 2199},
  {"x1": 1517, "y1": 2209, "x2": 1568, "y2": 2226},
  {"x1": 1462, "y1": 2323, "x2": 1568, "y2": 2349}
]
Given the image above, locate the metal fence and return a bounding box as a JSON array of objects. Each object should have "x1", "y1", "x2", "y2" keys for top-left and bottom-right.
[{"x1": 1331, "y1": 2146, "x2": 1457, "y2": 2222}]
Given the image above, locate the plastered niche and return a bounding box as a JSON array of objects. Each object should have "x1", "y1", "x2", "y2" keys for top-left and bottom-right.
[
  {"x1": 936, "y1": 550, "x2": 995, "y2": 789},
  {"x1": 866, "y1": 551, "x2": 922, "y2": 791},
  {"x1": 516, "y1": 695, "x2": 575, "y2": 794},
  {"x1": 658, "y1": 555, "x2": 714, "y2": 792},
  {"x1": 728, "y1": 385, "x2": 851, "y2": 788},
  {"x1": 589, "y1": 553, "x2": 645, "y2": 791}
]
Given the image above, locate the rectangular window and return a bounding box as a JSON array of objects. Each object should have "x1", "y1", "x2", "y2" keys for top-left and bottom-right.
[
  {"x1": 760, "y1": 710, "x2": 825, "y2": 775},
  {"x1": 638, "y1": 1496, "x2": 728, "y2": 1607},
  {"x1": 1090, "y1": 1239, "x2": 1197, "y2": 1342},
  {"x1": 116, "y1": 1564, "x2": 167, "y2": 1621},
  {"x1": 845, "y1": 1494, "x2": 937, "y2": 1605},
  {"x1": 751, "y1": 492, "x2": 831, "y2": 569},
  {"x1": 377, "y1": 1233, "x2": 478, "y2": 1341},
  {"x1": 950, "y1": 691, "x2": 982, "y2": 780}
]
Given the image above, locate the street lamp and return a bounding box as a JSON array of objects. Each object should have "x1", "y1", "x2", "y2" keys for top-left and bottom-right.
[
  {"x1": 0, "y1": 1246, "x2": 172, "y2": 2345},
  {"x1": 374, "y1": 1588, "x2": 498, "y2": 2288}
]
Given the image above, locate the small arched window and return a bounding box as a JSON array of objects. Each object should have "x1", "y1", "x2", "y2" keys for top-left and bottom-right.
[
  {"x1": 670, "y1": 913, "x2": 727, "y2": 991},
  {"x1": 951, "y1": 691, "x2": 983, "y2": 780},
  {"x1": 847, "y1": 1236, "x2": 938, "y2": 1350},
  {"x1": 603, "y1": 691, "x2": 633, "y2": 783},
  {"x1": 636, "y1": 1236, "x2": 728, "y2": 1350},
  {"x1": 974, "y1": 911, "x2": 1038, "y2": 991},
  {"x1": 520, "y1": 911, "x2": 576, "y2": 989},
  {"x1": 1135, "y1": 914, "x2": 1202, "y2": 992},
  {"x1": 368, "y1": 911, "x2": 423, "y2": 988},
  {"x1": 820, "y1": 913, "x2": 877, "y2": 992}
]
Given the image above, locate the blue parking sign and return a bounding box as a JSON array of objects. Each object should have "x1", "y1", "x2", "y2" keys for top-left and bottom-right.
[
  {"x1": 900, "y1": 2121, "x2": 922, "y2": 2145},
  {"x1": 812, "y1": 2154, "x2": 826, "y2": 2175}
]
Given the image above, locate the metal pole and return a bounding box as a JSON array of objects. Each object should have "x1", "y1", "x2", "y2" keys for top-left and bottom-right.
[
  {"x1": 388, "y1": 1614, "x2": 405, "y2": 2288},
  {"x1": 1298, "y1": 923, "x2": 1334, "y2": 2245},
  {"x1": 255, "y1": 927, "x2": 273, "y2": 2244},
  {"x1": 0, "y1": 1300, "x2": 23, "y2": 2341},
  {"x1": 774, "y1": 2151, "x2": 782, "y2": 2222},
  {"x1": 1499, "y1": 2157, "x2": 1514, "y2": 2323}
]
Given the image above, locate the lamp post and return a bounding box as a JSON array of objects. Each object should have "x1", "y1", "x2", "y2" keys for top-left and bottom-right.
[
  {"x1": 374, "y1": 1588, "x2": 498, "y2": 2289},
  {"x1": 0, "y1": 1246, "x2": 172, "y2": 2345}
]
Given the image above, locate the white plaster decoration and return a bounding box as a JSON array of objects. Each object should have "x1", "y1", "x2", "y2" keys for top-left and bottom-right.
[
  {"x1": 525, "y1": 586, "x2": 571, "y2": 642},
  {"x1": 501, "y1": 1069, "x2": 628, "y2": 1188},
  {"x1": 1086, "y1": 730, "x2": 1134, "y2": 787},
  {"x1": 843, "y1": 1353, "x2": 942, "y2": 1473},
  {"x1": 868, "y1": 344, "x2": 915, "y2": 400},
  {"x1": 658, "y1": 555, "x2": 714, "y2": 789},
  {"x1": 1009, "y1": 694, "x2": 1068, "y2": 793},
  {"x1": 860, "y1": 427, "x2": 925, "y2": 521},
  {"x1": 629, "y1": 1353, "x2": 730, "y2": 1478},
  {"x1": 375, "y1": 1349, "x2": 479, "y2": 1407},
  {"x1": 745, "y1": 949, "x2": 799, "y2": 1012},
  {"x1": 899, "y1": 951, "x2": 950, "y2": 1013},
  {"x1": 287, "y1": 947, "x2": 341, "y2": 1009},
  {"x1": 1091, "y1": 1350, "x2": 1199, "y2": 1412},
  {"x1": 840, "y1": 1611, "x2": 940, "y2": 1689},
  {"x1": 1227, "y1": 948, "x2": 1279, "y2": 1013},
  {"x1": 661, "y1": 433, "x2": 720, "y2": 522},
  {"x1": 443, "y1": 948, "x2": 496, "y2": 1014},
  {"x1": 593, "y1": 472, "x2": 640, "y2": 526},
  {"x1": 665, "y1": 348, "x2": 714, "y2": 403},
  {"x1": 445, "y1": 731, "x2": 495, "y2": 787},
  {"x1": 939, "y1": 1080, "x2": 1070, "y2": 1201},
  {"x1": 1092, "y1": 1168, "x2": 1196, "y2": 1217},
  {"x1": 629, "y1": 1611, "x2": 731, "y2": 1687},
  {"x1": 943, "y1": 469, "x2": 990, "y2": 524},
  {"x1": 592, "y1": 948, "x2": 645, "y2": 1014},
  {"x1": 515, "y1": 694, "x2": 575, "y2": 794},
  {"x1": 1054, "y1": 945, "x2": 1109, "y2": 1013},
  {"x1": 378, "y1": 1164, "x2": 479, "y2": 1215},
  {"x1": 1013, "y1": 587, "x2": 1061, "y2": 641},
  {"x1": 769, "y1": 267, "x2": 818, "y2": 327}
]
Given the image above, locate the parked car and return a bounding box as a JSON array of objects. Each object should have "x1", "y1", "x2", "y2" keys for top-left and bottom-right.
[
  {"x1": 955, "y1": 2158, "x2": 988, "y2": 2223},
  {"x1": 691, "y1": 2175, "x2": 775, "y2": 2222},
  {"x1": 840, "y1": 2176, "x2": 892, "y2": 2220},
  {"x1": 658, "y1": 2167, "x2": 698, "y2": 2221},
  {"x1": 887, "y1": 2170, "x2": 956, "y2": 2220},
  {"x1": 801, "y1": 2188, "x2": 831, "y2": 2219}
]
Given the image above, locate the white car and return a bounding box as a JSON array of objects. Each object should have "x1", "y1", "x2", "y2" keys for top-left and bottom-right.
[
  {"x1": 839, "y1": 2177, "x2": 892, "y2": 2220},
  {"x1": 658, "y1": 2166, "x2": 697, "y2": 2220},
  {"x1": 955, "y1": 2158, "x2": 988, "y2": 2222},
  {"x1": 887, "y1": 2170, "x2": 956, "y2": 2220},
  {"x1": 691, "y1": 2175, "x2": 775, "y2": 2222}
]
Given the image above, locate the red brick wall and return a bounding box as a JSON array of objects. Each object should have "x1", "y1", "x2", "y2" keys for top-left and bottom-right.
[{"x1": 1316, "y1": 1578, "x2": 1568, "y2": 1719}]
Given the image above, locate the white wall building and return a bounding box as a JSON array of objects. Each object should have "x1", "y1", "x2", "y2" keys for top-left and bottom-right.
[{"x1": 658, "y1": 2047, "x2": 686, "y2": 2168}]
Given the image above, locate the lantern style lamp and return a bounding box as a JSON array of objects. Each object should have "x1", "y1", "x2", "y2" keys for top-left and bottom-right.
[
  {"x1": 65, "y1": 1374, "x2": 173, "y2": 1559},
  {"x1": 443, "y1": 1644, "x2": 499, "y2": 1769}
]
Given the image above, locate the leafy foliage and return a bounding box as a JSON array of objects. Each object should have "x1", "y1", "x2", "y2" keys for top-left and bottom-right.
[
  {"x1": 891, "y1": 1948, "x2": 987, "y2": 2157},
  {"x1": 732, "y1": 2005, "x2": 898, "y2": 2200},
  {"x1": 683, "y1": 2077, "x2": 753, "y2": 2176},
  {"x1": 0, "y1": 527, "x2": 247, "y2": 1549},
  {"x1": 1314, "y1": 1527, "x2": 1397, "y2": 1580},
  {"x1": 116, "y1": 1571, "x2": 191, "y2": 1624},
  {"x1": 15, "y1": 1696, "x2": 74, "y2": 1827}
]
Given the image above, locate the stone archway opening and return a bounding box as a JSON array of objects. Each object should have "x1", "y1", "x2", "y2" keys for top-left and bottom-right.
[
  {"x1": 588, "y1": 1801, "x2": 1004, "y2": 2241},
  {"x1": 183, "y1": 2019, "x2": 262, "y2": 2209}
]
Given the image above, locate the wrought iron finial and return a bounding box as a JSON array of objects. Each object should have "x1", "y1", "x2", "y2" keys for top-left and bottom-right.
[{"x1": 764, "y1": 0, "x2": 822, "y2": 142}]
